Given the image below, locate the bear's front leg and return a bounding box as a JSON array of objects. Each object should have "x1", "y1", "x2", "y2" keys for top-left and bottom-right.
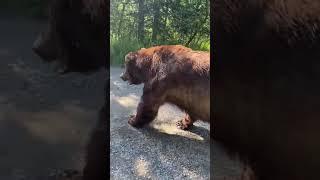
[{"x1": 128, "y1": 89, "x2": 164, "y2": 128}]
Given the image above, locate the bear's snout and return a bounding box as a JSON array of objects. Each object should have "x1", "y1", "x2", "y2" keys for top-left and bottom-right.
[{"x1": 120, "y1": 73, "x2": 127, "y2": 81}]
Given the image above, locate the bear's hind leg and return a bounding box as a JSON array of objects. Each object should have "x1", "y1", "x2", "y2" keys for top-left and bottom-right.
[{"x1": 176, "y1": 114, "x2": 195, "y2": 130}]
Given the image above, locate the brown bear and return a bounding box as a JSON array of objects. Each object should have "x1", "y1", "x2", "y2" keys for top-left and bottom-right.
[
  {"x1": 32, "y1": 1, "x2": 108, "y2": 180},
  {"x1": 32, "y1": 0, "x2": 107, "y2": 73},
  {"x1": 214, "y1": 0, "x2": 320, "y2": 179},
  {"x1": 120, "y1": 45, "x2": 210, "y2": 129}
]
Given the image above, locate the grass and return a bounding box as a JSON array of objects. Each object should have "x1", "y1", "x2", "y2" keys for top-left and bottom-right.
[{"x1": 110, "y1": 37, "x2": 210, "y2": 66}]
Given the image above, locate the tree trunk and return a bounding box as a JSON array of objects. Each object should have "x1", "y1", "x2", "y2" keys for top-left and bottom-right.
[
  {"x1": 185, "y1": 31, "x2": 198, "y2": 47},
  {"x1": 151, "y1": 0, "x2": 160, "y2": 43},
  {"x1": 137, "y1": 0, "x2": 145, "y2": 44},
  {"x1": 117, "y1": 1, "x2": 128, "y2": 38},
  {"x1": 161, "y1": 0, "x2": 168, "y2": 42}
]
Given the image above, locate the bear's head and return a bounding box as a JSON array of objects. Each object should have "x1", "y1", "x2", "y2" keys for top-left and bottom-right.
[
  {"x1": 32, "y1": 0, "x2": 107, "y2": 74},
  {"x1": 120, "y1": 52, "x2": 149, "y2": 85}
]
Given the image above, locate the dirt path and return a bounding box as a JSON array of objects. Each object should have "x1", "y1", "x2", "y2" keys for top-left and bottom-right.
[{"x1": 0, "y1": 16, "x2": 106, "y2": 179}]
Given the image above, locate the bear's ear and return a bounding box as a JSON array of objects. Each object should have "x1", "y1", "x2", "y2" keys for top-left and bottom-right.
[
  {"x1": 152, "y1": 52, "x2": 161, "y2": 61},
  {"x1": 125, "y1": 52, "x2": 137, "y2": 63}
]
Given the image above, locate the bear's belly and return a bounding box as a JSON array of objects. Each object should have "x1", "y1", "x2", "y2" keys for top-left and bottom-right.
[{"x1": 166, "y1": 86, "x2": 210, "y2": 122}]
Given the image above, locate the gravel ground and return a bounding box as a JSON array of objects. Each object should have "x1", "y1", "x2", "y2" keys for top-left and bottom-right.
[{"x1": 0, "y1": 16, "x2": 106, "y2": 179}]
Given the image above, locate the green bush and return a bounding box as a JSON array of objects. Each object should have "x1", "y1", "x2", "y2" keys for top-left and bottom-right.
[
  {"x1": 190, "y1": 41, "x2": 210, "y2": 52},
  {"x1": 110, "y1": 38, "x2": 144, "y2": 66}
]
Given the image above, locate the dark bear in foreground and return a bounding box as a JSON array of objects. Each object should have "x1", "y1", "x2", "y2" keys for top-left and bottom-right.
[
  {"x1": 33, "y1": 0, "x2": 107, "y2": 73},
  {"x1": 121, "y1": 45, "x2": 210, "y2": 129},
  {"x1": 214, "y1": 0, "x2": 320, "y2": 179},
  {"x1": 32, "y1": 1, "x2": 108, "y2": 180}
]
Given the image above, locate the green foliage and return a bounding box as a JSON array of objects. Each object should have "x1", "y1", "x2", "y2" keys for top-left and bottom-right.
[
  {"x1": 110, "y1": 38, "x2": 144, "y2": 66},
  {"x1": 111, "y1": 0, "x2": 210, "y2": 65},
  {"x1": 190, "y1": 41, "x2": 210, "y2": 52}
]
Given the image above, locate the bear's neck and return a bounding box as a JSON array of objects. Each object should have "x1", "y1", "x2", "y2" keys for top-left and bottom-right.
[{"x1": 139, "y1": 58, "x2": 154, "y2": 82}]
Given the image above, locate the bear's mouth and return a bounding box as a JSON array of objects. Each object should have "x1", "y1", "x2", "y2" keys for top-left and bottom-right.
[
  {"x1": 120, "y1": 72, "x2": 142, "y2": 85},
  {"x1": 128, "y1": 79, "x2": 139, "y2": 85},
  {"x1": 129, "y1": 80, "x2": 142, "y2": 85},
  {"x1": 126, "y1": 79, "x2": 137, "y2": 85}
]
